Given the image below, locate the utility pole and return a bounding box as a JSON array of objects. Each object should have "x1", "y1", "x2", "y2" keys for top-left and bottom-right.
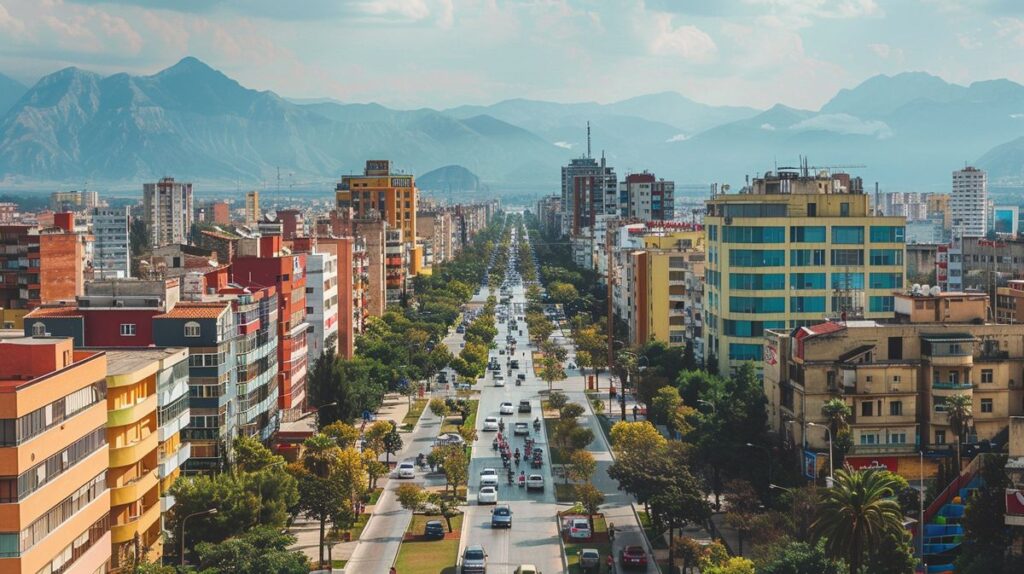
[{"x1": 606, "y1": 219, "x2": 616, "y2": 373}]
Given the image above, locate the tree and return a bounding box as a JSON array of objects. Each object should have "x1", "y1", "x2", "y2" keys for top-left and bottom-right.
[
  {"x1": 194, "y1": 527, "x2": 309, "y2": 574},
  {"x1": 758, "y1": 540, "x2": 845, "y2": 574},
  {"x1": 396, "y1": 483, "x2": 426, "y2": 512},
  {"x1": 548, "y1": 390, "x2": 569, "y2": 411},
  {"x1": 956, "y1": 455, "x2": 1022, "y2": 574},
  {"x1": 427, "y1": 492, "x2": 461, "y2": 533},
  {"x1": 574, "y1": 482, "x2": 605, "y2": 517},
  {"x1": 651, "y1": 468, "x2": 711, "y2": 572},
  {"x1": 945, "y1": 393, "x2": 973, "y2": 473},
  {"x1": 723, "y1": 479, "x2": 760, "y2": 555},
  {"x1": 361, "y1": 449, "x2": 387, "y2": 490},
  {"x1": 821, "y1": 398, "x2": 852, "y2": 436},
  {"x1": 812, "y1": 468, "x2": 905, "y2": 574},
  {"x1": 862, "y1": 529, "x2": 917, "y2": 574},
  {"x1": 566, "y1": 449, "x2": 597, "y2": 485},
  {"x1": 609, "y1": 421, "x2": 667, "y2": 458},
  {"x1": 233, "y1": 435, "x2": 284, "y2": 473},
  {"x1": 703, "y1": 556, "x2": 756, "y2": 574},
  {"x1": 296, "y1": 472, "x2": 349, "y2": 568},
  {"x1": 674, "y1": 536, "x2": 705, "y2": 574},
  {"x1": 560, "y1": 402, "x2": 586, "y2": 420},
  {"x1": 168, "y1": 474, "x2": 259, "y2": 562},
  {"x1": 539, "y1": 351, "x2": 565, "y2": 391},
  {"x1": 298, "y1": 443, "x2": 366, "y2": 567},
  {"x1": 652, "y1": 385, "x2": 684, "y2": 429},
  {"x1": 429, "y1": 397, "x2": 450, "y2": 421},
  {"x1": 322, "y1": 420, "x2": 360, "y2": 449},
  {"x1": 363, "y1": 420, "x2": 394, "y2": 459},
  {"x1": 438, "y1": 444, "x2": 469, "y2": 494},
  {"x1": 302, "y1": 434, "x2": 342, "y2": 478},
  {"x1": 382, "y1": 421, "x2": 404, "y2": 464}
]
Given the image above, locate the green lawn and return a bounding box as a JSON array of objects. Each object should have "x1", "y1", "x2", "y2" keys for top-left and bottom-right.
[
  {"x1": 366, "y1": 487, "x2": 383, "y2": 505},
  {"x1": 555, "y1": 483, "x2": 575, "y2": 503},
  {"x1": 346, "y1": 511, "x2": 371, "y2": 541},
  {"x1": 440, "y1": 400, "x2": 479, "y2": 435},
  {"x1": 637, "y1": 510, "x2": 668, "y2": 549},
  {"x1": 543, "y1": 417, "x2": 569, "y2": 464},
  {"x1": 394, "y1": 514, "x2": 464, "y2": 574},
  {"x1": 564, "y1": 515, "x2": 611, "y2": 573},
  {"x1": 401, "y1": 399, "x2": 428, "y2": 431}
]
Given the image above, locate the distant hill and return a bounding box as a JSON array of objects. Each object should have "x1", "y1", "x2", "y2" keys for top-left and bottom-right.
[
  {"x1": 0, "y1": 73, "x2": 26, "y2": 117},
  {"x1": 418, "y1": 165, "x2": 481, "y2": 192}
]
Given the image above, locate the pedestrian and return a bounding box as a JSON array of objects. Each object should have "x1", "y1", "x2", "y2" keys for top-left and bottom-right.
[
  {"x1": 606, "y1": 554, "x2": 615, "y2": 573},
  {"x1": 632, "y1": 404, "x2": 638, "y2": 422},
  {"x1": 390, "y1": 567, "x2": 397, "y2": 574}
]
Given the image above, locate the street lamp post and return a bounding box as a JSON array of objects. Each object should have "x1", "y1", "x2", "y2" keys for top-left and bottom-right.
[
  {"x1": 314, "y1": 401, "x2": 338, "y2": 429},
  {"x1": 919, "y1": 450, "x2": 927, "y2": 572},
  {"x1": 697, "y1": 399, "x2": 717, "y2": 416},
  {"x1": 807, "y1": 422, "x2": 834, "y2": 485},
  {"x1": 181, "y1": 508, "x2": 218, "y2": 566}
]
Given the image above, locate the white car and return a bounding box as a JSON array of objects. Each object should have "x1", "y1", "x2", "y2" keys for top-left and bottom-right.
[
  {"x1": 494, "y1": 375, "x2": 506, "y2": 387},
  {"x1": 480, "y1": 468, "x2": 499, "y2": 487},
  {"x1": 568, "y1": 518, "x2": 592, "y2": 540},
  {"x1": 478, "y1": 486, "x2": 498, "y2": 505},
  {"x1": 500, "y1": 402, "x2": 515, "y2": 415},
  {"x1": 397, "y1": 461, "x2": 415, "y2": 479},
  {"x1": 526, "y1": 474, "x2": 544, "y2": 491},
  {"x1": 483, "y1": 416, "x2": 499, "y2": 431},
  {"x1": 513, "y1": 422, "x2": 529, "y2": 436}
]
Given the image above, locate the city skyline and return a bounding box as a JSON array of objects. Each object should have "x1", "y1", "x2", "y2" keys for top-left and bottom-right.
[{"x1": 2, "y1": 0, "x2": 1024, "y2": 109}]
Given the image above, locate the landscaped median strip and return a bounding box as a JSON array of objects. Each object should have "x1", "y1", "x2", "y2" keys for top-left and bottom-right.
[{"x1": 394, "y1": 514, "x2": 464, "y2": 574}]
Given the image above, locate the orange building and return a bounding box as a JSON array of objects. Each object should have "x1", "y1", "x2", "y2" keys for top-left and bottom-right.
[
  {"x1": 337, "y1": 160, "x2": 418, "y2": 241},
  {"x1": 0, "y1": 337, "x2": 112, "y2": 574}
]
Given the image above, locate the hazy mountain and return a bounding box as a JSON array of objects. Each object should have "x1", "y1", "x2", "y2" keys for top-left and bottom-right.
[
  {"x1": 418, "y1": 165, "x2": 481, "y2": 192},
  {"x1": 821, "y1": 71, "x2": 966, "y2": 118},
  {"x1": 0, "y1": 73, "x2": 26, "y2": 117}
]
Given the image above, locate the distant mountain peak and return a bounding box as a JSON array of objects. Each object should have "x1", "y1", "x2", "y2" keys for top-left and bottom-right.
[{"x1": 159, "y1": 56, "x2": 217, "y2": 76}]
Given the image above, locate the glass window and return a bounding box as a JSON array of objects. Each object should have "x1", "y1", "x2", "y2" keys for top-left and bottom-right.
[
  {"x1": 869, "y1": 273, "x2": 903, "y2": 289},
  {"x1": 870, "y1": 249, "x2": 904, "y2": 266},
  {"x1": 791, "y1": 249, "x2": 826, "y2": 266},
  {"x1": 722, "y1": 204, "x2": 787, "y2": 217},
  {"x1": 729, "y1": 249, "x2": 785, "y2": 267},
  {"x1": 723, "y1": 320, "x2": 786, "y2": 337},
  {"x1": 722, "y1": 226, "x2": 785, "y2": 243},
  {"x1": 790, "y1": 296, "x2": 826, "y2": 313},
  {"x1": 831, "y1": 273, "x2": 865, "y2": 290},
  {"x1": 728, "y1": 343, "x2": 763, "y2": 361},
  {"x1": 981, "y1": 399, "x2": 993, "y2": 413},
  {"x1": 729, "y1": 297, "x2": 785, "y2": 313},
  {"x1": 790, "y1": 273, "x2": 826, "y2": 289},
  {"x1": 728, "y1": 273, "x2": 786, "y2": 290},
  {"x1": 831, "y1": 249, "x2": 864, "y2": 266},
  {"x1": 832, "y1": 226, "x2": 865, "y2": 244},
  {"x1": 840, "y1": 202, "x2": 850, "y2": 217},
  {"x1": 981, "y1": 369, "x2": 993, "y2": 383},
  {"x1": 708, "y1": 225, "x2": 717, "y2": 241},
  {"x1": 869, "y1": 296, "x2": 895, "y2": 312},
  {"x1": 119, "y1": 323, "x2": 136, "y2": 336},
  {"x1": 870, "y1": 226, "x2": 906, "y2": 243},
  {"x1": 184, "y1": 322, "x2": 200, "y2": 338},
  {"x1": 890, "y1": 401, "x2": 903, "y2": 416},
  {"x1": 790, "y1": 226, "x2": 826, "y2": 242}
]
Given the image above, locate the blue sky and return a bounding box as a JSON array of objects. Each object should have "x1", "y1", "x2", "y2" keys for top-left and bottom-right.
[{"x1": 2, "y1": 0, "x2": 1023, "y2": 109}]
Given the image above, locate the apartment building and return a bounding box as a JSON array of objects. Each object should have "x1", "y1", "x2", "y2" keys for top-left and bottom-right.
[
  {"x1": 0, "y1": 337, "x2": 111, "y2": 574},
  {"x1": 620, "y1": 172, "x2": 675, "y2": 222},
  {"x1": 336, "y1": 160, "x2": 419, "y2": 263},
  {"x1": 304, "y1": 250, "x2": 339, "y2": 361},
  {"x1": 143, "y1": 178, "x2": 193, "y2": 248},
  {"x1": 275, "y1": 210, "x2": 304, "y2": 240},
  {"x1": 90, "y1": 207, "x2": 131, "y2": 279},
  {"x1": 765, "y1": 291, "x2": 1024, "y2": 479},
  {"x1": 245, "y1": 191, "x2": 260, "y2": 226},
  {"x1": 0, "y1": 222, "x2": 86, "y2": 328},
  {"x1": 704, "y1": 169, "x2": 906, "y2": 374},
  {"x1": 291, "y1": 237, "x2": 355, "y2": 359},
  {"x1": 51, "y1": 190, "x2": 99, "y2": 212},
  {"x1": 560, "y1": 155, "x2": 617, "y2": 237},
  {"x1": 952, "y1": 167, "x2": 987, "y2": 237}
]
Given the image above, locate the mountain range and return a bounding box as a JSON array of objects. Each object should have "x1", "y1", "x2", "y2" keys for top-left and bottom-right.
[{"x1": 1, "y1": 58, "x2": 1024, "y2": 191}]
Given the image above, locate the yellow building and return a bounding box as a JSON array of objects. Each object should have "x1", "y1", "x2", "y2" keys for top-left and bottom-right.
[
  {"x1": 336, "y1": 160, "x2": 417, "y2": 243},
  {"x1": 628, "y1": 228, "x2": 704, "y2": 353},
  {"x1": 102, "y1": 348, "x2": 189, "y2": 570},
  {"x1": 704, "y1": 170, "x2": 906, "y2": 374},
  {"x1": 764, "y1": 291, "x2": 1024, "y2": 480}
]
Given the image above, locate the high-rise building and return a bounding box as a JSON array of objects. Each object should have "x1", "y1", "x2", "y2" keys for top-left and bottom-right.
[
  {"x1": 0, "y1": 223, "x2": 86, "y2": 328},
  {"x1": 560, "y1": 156, "x2": 617, "y2": 237},
  {"x1": 952, "y1": 166, "x2": 987, "y2": 237},
  {"x1": 620, "y1": 172, "x2": 675, "y2": 222},
  {"x1": 0, "y1": 337, "x2": 112, "y2": 574},
  {"x1": 50, "y1": 190, "x2": 99, "y2": 212},
  {"x1": 292, "y1": 237, "x2": 356, "y2": 359},
  {"x1": 704, "y1": 169, "x2": 906, "y2": 375},
  {"x1": 245, "y1": 191, "x2": 260, "y2": 226},
  {"x1": 335, "y1": 213, "x2": 386, "y2": 318},
  {"x1": 292, "y1": 243, "x2": 339, "y2": 361},
  {"x1": 337, "y1": 160, "x2": 418, "y2": 244},
  {"x1": 91, "y1": 206, "x2": 131, "y2": 279},
  {"x1": 143, "y1": 177, "x2": 193, "y2": 248},
  {"x1": 195, "y1": 201, "x2": 231, "y2": 226}
]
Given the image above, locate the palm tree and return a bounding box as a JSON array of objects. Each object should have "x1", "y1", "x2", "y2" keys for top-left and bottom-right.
[
  {"x1": 944, "y1": 393, "x2": 973, "y2": 474},
  {"x1": 302, "y1": 433, "x2": 342, "y2": 478},
  {"x1": 821, "y1": 398, "x2": 852, "y2": 435},
  {"x1": 813, "y1": 468, "x2": 905, "y2": 574}
]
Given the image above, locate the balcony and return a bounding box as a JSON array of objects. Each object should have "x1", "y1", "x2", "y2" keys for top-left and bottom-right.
[
  {"x1": 158, "y1": 408, "x2": 189, "y2": 442},
  {"x1": 925, "y1": 353, "x2": 974, "y2": 367},
  {"x1": 110, "y1": 468, "x2": 159, "y2": 507},
  {"x1": 932, "y1": 381, "x2": 974, "y2": 390},
  {"x1": 161, "y1": 494, "x2": 176, "y2": 513},
  {"x1": 159, "y1": 442, "x2": 191, "y2": 478},
  {"x1": 110, "y1": 431, "x2": 158, "y2": 468},
  {"x1": 848, "y1": 443, "x2": 919, "y2": 456},
  {"x1": 111, "y1": 500, "x2": 161, "y2": 544},
  {"x1": 108, "y1": 394, "x2": 157, "y2": 427}
]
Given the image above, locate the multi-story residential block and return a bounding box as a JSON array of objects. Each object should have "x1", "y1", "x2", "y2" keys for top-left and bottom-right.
[
  {"x1": 245, "y1": 191, "x2": 260, "y2": 226},
  {"x1": 143, "y1": 177, "x2": 193, "y2": 248},
  {"x1": 417, "y1": 210, "x2": 453, "y2": 269},
  {"x1": 101, "y1": 347, "x2": 189, "y2": 570},
  {"x1": 928, "y1": 193, "x2": 952, "y2": 230},
  {"x1": 50, "y1": 190, "x2": 99, "y2": 212},
  {"x1": 765, "y1": 290, "x2": 1024, "y2": 479},
  {"x1": 384, "y1": 228, "x2": 408, "y2": 305},
  {"x1": 195, "y1": 201, "x2": 230, "y2": 226},
  {"x1": 305, "y1": 250, "x2": 339, "y2": 360},
  {"x1": 704, "y1": 169, "x2": 906, "y2": 375},
  {"x1": 620, "y1": 172, "x2": 675, "y2": 221},
  {"x1": 335, "y1": 214, "x2": 386, "y2": 318},
  {"x1": 91, "y1": 206, "x2": 131, "y2": 279},
  {"x1": 336, "y1": 159, "x2": 418, "y2": 250},
  {"x1": 952, "y1": 167, "x2": 988, "y2": 237},
  {"x1": 535, "y1": 195, "x2": 562, "y2": 238},
  {"x1": 0, "y1": 337, "x2": 112, "y2": 574},
  {"x1": 275, "y1": 210, "x2": 304, "y2": 240},
  {"x1": 561, "y1": 155, "x2": 617, "y2": 237},
  {"x1": 232, "y1": 237, "x2": 308, "y2": 416},
  {"x1": 0, "y1": 203, "x2": 18, "y2": 223},
  {"x1": 153, "y1": 301, "x2": 237, "y2": 473},
  {"x1": 0, "y1": 221, "x2": 86, "y2": 328},
  {"x1": 291, "y1": 237, "x2": 354, "y2": 359}
]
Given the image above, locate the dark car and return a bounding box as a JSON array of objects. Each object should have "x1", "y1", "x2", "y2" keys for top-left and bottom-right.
[
  {"x1": 620, "y1": 546, "x2": 648, "y2": 569},
  {"x1": 490, "y1": 505, "x2": 513, "y2": 528},
  {"x1": 424, "y1": 520, "x2": 445, "y2": 540},
  {"x1": 518, "y1": 400, "x2": 532, "y2": 413}
]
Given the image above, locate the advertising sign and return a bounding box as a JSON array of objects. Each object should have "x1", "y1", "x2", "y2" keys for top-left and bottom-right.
[
  {"x1": 1006, "y1": 489, "x2": 1024, "y2": 516},
  {"x1": 764, "y1": 343, "x2": 778, "y2": 366},
  {"x1": 803, "y1": 450, "x2": 818, "y2": 479},
  {"x1": 845, "y1": 456, "x2": 900, "y2": 473}
]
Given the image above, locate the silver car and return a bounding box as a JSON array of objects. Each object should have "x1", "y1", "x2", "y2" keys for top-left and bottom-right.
[{"x1": 462, "y1": 545, "x2": 488, "y2": 573}]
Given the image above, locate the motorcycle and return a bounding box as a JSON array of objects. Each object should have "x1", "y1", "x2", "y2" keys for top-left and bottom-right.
[
  {"x1": 492, "y1": 439, "x2": 498, "y2": 450},
  {"x1": 517, "y1": 473, "x2": 526, "y2": 487},
  {"x1": 533, "y1": 418, "x2": 541, "y2": 431}
]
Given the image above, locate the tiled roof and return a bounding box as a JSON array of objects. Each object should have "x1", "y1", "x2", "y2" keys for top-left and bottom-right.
[
  {"x1": 804, "y1": 322, "x2": 846, "y2": 336},
  {"x1": 24, "y1": 305, "x2": 82, "y2": 318},
  {"x1": 155, "y1": 302, "x2": 228, "y2": 319}
]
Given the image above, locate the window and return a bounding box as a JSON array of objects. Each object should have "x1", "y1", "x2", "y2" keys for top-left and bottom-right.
[
  {"x1": 807, "y1": 203, "x2": 817, "y2": 216},
  {"x1": 981, "y1": 399, "x2": 993, "y2": 413},
  {"x1": 31, "y1": 322, "x2": 45, "y2": 337},
  {"x1": 831, "y1": 249, "x2": 864, "y2": 266},
  {"x1": 722, "y1": 203, "x2": 787, "y2": 217},
  {"x1": 870, "y1": 296, "x2": 895, "y2": 313},
  {"x1": 890, "y1": 401, "x2": 903, "y2": 416},
  {"x1": 861, "y1": 401, "x2": 874, "y2": 417},
  {"x1": 724, "y1": 320, "x2": 786, "y2": 337},
  {"x1": 119, "y1": 323, "x2": 136, "y2": 336},
  {"x1": 889, "y1": 433, "x2": 907, "y2": 444},
  {"x1": 728, "y1": 343, "x2": 763, "y2": 361},
  {"x1": 981, "y1": 369, "x2": 993, "y2": 383},
  {"x1": 935, "y1": 430, "x2": 946, "y2": 444},
  {"x1": 790, "y1": 226, "x2": 826, "y2": 242},
  {"x1": 729, "y1": 249, "x2": 785, "y2": 267},
  {"x1": 870, "y1": 273, "x2": 903, "y2": 289},
  {"x1": 790, "y1": 273, "x2": 826, "y2": 289},
  {"x1": 708, "y1": 225, "x2": 717, "y2": 241},
  {"x1": 870, "y1": 249, "x2": 904, "y2": 266},
  {"x1": 722, "y1": 226, "x2": 785, "y2": 243},
  {"x1": 840, "y1": 202, "x2": 850, "y2": 217},
  {"x1": 184, "y1": 322, "x2": 200, "y2": 338},
  {"x1": 870, "y1": 226, "x2": 906, "y2": 243},
  {"x1": 729, "y1": 297, "x2": 785, "y2": 314},
  {"x1": 729, "y1": 273, "x2": 785, "y2": 290},
  {"x1": 790, "y1": 296, "x2": 825, "y2": 313},
  {"x1": 791, "y1": 249, "x2": 826, "y2": 266},
  {"x1": 832, "y1": 226, "x2": 865, "y2": 244},
  {"x1": 831, "y1": 273, "x2": 865, "y2": 290},
  {"x1": 859, "y1": 433, "x2": 878, "y2": 445}
]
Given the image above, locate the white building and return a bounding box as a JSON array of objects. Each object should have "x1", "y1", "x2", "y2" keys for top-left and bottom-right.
[
  {"x1": 143, "y1": 177, "x2": 193, "y2": 248},
  {"x1": 952, "y1": 167, "x2": 987, "y2": 237},
  {"x1": 90, "y1": 206, "x2": 131, "y2": 278},
  {"x1": 306, "y1": 251, "x2": 340, "y2": 361}
]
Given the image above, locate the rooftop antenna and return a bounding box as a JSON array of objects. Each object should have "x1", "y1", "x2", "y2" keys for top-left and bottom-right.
[
  {"x1": 875, "y1": 182, "x2": 880, "y2": 215},
  {"x1": 587, "y1": 121, "x2": 592, "y2": 159}
]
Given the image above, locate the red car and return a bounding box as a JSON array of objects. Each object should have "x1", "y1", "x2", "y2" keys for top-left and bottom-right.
[{"x1": 619, "y1": 545, "x2": 648, "y2": 569}]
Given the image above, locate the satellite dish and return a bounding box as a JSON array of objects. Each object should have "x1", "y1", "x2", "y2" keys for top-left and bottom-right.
[
  {"x1": 912, "y1": 283, "x2": 921, "y2": 294},
  {"x1": 930, "y1": 286, "x2": 942, "y2": 296},
  {"x1": 921, "y1": 285, "x2": 930, "y2": 294}
]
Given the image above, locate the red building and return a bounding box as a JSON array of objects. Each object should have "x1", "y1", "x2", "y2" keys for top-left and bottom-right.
[
  {"x1": 0, "y1": 221, "x2": 85, "y2": 328},
  {"x1": 276, "y1": 210, "x2": 304, "y2": 240},
  {"x1": 232, "y1": 236, "x2": 309, "y2": 413}
]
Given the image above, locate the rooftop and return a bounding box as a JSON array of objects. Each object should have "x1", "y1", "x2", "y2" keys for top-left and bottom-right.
[
  {"x1": 155, "y1": 302, "x2": 229, "y2": 319},
  {"x1": 99, "y1": 347, "x2": 188, "y2": 376},
  {"x1": 24, "y1": 305, "x2": 83, "y2": 318}
]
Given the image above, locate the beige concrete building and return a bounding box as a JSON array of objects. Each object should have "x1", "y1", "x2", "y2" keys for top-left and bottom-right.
[{"x1": 765, "y1": 290, "x2": 1024, "y2": 479}]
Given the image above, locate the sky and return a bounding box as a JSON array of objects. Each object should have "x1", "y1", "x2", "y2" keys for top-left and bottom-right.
[{"x1": 2, "y1": 0, "x2": 1024, "y2": 110}]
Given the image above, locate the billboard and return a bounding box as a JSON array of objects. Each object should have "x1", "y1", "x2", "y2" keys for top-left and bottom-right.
[
  {"x1": 845, "y1": 456, "x2": 899, "y2": 473},
  {"x1": 803, "y1": 450, "x2": 818, "y2": 479}
]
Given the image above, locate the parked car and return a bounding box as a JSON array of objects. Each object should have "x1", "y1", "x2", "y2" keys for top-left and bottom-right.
[
  {"x1": 478, "y1": 486, "x2": 498, "y2": 505},
  {"x1": 424, "y1": 520, "x2": 445, "y2": 540},
  {"x1": 490, "y1": 505, "x2": 513, "y2": 528},
  {"x1": 517, "y1": 373, "x2": 527, "y2": 381},
  {"x1": 568, "y1": 518, "x2": 592, "y2": 540},
  {"x1": 483, "y1": 417, "x2": 499, "y2": 432},
  {"x1": 462, "y1": 545, "x2": 488, "y2": 573},
  {"x1": 397, "y1": 461, "x2": 416, "y2": 479},
  {"x1": 514, "y1": 566, "x2": 540, "y2": 574},
  {"x1": 620, "y1": 546, "x2": 649, "y2": 569},
  {"x1": 500, "y1": 402, "x2": 515, "y2": 415},
  {"x1": 518, "y1": 400, "x2": 532, "y2": 413},
  {"x1": 513, "y1": 422, "x2": 529, "y2": 436},
  {"x1": 526, "y1": 474, "x2": 544, "y2": 491},
  {"x1": 578, "y1": 548, "x2": 600, "y2": 572},
  {"x1": 479, "y1": 468, "x2": 499, "y2": 487}
]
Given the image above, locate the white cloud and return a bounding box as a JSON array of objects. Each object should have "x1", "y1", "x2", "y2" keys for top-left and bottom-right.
[
  {"x1": 790, "y1": 113, "x2": 893, "y2": 138},
  {"x1": 0, "y1": 2, "x2": 26, "y2": 36},
  {"x1": 995, "y1": 17, "x2": 1024, "y2": 47},
  {"x1": 666, "y1": 133, "x2": 688, "y2": 142},
  {"x1": 553, "y1": 141, "x2": 573, "y2": 149},
  {"x1": 648, "y1": 14, "x2": 716, "y2": 61},
  {"x1": 761, "y1": 123, "x2": 776, "y2": 131},
  {"x1": 957, "y1": 31, "x2": 982, "y2": 50},
  {"x1": 868, "y1": 42, "x2": 890, "y2": 57},
  {"x1": 1010, "y1": 113, "x2": 1024, "y2": 119}
]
